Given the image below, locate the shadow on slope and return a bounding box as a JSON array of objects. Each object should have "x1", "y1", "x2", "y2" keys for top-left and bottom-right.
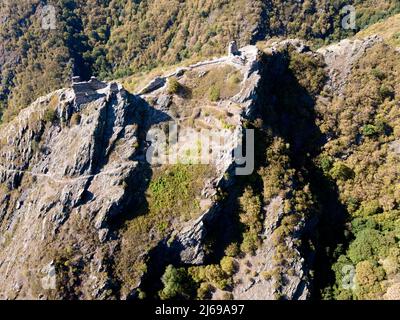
[{"x1": 257, "y1": 49, "x2": 350, "y2": 299}]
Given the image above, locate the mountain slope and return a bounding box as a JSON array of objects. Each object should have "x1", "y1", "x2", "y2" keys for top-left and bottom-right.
[
  {"x1": 0, "y1": 45, "x2": 264, "y2": 299},
  {"x1": 1, "y1": 0, "x2": 399, "y2": 122},
  {"x1": 0, "y1": 2, "x2": 399, "y2": 301},
  {"x1": 1, "y1": 32, "x2": 398, "y2": 300},
  {"x1": 355, "y1": 13, "x2": 400, "y2": 47}
]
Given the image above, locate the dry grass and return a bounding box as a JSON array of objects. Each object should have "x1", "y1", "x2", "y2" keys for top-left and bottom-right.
[
  {"x1": 355, "y1": 13, "x2": 400, "y2": 47},
  {"x1": 122, "y1": 56, "x2": 205, "y2": 94},
  {"x1": 184, "y1": 65, "x2": 243, "y2": 101}
]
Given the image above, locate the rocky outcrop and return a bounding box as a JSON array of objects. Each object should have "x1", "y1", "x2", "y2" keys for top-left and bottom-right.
[
  {"x1": 267, "y1": 38, "x2": 310, "y2": 54},
  {"x1": 317, "y1": 35, "x2": 383, "y2": 95},
  {"x1": 0, "y1": 44, "x2": 263, "y2": 299},
  {"x1": 131, "y1": 46, "x2": 262, "y2": 290},
  {"x1": 228, "y1": 41, "x2": 240, "y2": 56},
  {"x1": 138, "y1": 77, "x2": 166, "y2": 95},
  {"x1": 0, "y1": 77, "x2": 149, "y2": 299},
  {"x1": 389, "y1": 139, "x2": 400, "y2": 155},
  {"x1": 231, "y1": 193, "x2": 310, "y2": 301}
]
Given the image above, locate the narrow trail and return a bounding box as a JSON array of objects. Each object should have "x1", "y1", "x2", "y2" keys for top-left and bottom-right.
[{"x1": 0, "y1": 162, "x2": 135, "y2": 185}]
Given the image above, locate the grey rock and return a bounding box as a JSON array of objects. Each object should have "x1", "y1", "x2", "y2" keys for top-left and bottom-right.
[
  {"x1": 138, "y1": 77, "x2": 166, "y2": 95},
  {"x1": 318, "y1": 35, "x2": 383, "y2": 95},
  {"x1": 0, "y1": 36, "x2": 377, "y2": 300},
  {"x1": 0, "y1": 82, "x2": 141, "y2": 299},
  {"x1": 156, "y1": 94, "x2": 172, "y2": 111},
  {"x1": 228, "y1": 40, "x2": 240, "y2": 56},
  {"x1": 389, "y1": 139, "x2": 400, "y2": 155}
]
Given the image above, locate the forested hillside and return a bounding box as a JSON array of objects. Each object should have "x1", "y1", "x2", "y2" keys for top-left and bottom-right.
[{"x1": 1, "y1": 0, "x2": 399, "y2": 122}]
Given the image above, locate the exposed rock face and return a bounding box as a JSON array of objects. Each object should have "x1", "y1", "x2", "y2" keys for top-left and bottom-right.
[
  {"x1": 231, "y1": 194, "x2": 310, "y2": 300},
  {"x1": 389, "y1": 139, "x2": 400, "y2": 155},
  {"x1": 317, "y1": 35, "x2": 383, "y2": 95},
  {"x1": 138, "y1": 77, "x2": 166, "y2": 95},
  {"x1": 268, "y1": 39, "x2": 310, "y2": 54},
  {"x1": 227, "y1": 35, "x2": 387, "y2": 300},
  {"x1": 0, "y1": 79, "x2": 150, "y2": 299},
  {"x1": 135, "y1": 45, "x2": 262, "y2": 268}
]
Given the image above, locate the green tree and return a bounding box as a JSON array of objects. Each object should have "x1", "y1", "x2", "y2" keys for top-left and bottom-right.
[
  {"x1": 330, "y1": 162, "x2": 354, "y2": 181},
  {"x1": 362, "y1": 124, "x2": 379, "y2": 137},
  {"x1": 220, "y1": 257, "x2": 235, "y2": 276},
  {"x1": 159, "y1": 265, "x2": 195, "y2": 300},
  {"x1": 355, "y1": 260, "x2": 386, "y2": 299},
  {"x1": 348, "y1": 229, "x2": 393, "y2": 264},
  {"x1": 224, "y1": 243, "x2": 240, "y2": 257}
]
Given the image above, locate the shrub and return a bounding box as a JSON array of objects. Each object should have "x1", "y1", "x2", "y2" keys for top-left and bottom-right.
[
  {"x1": 188, "y1": 266, "x2": 207, "y2": 284},
  {"x1": 346, "y1": 197, "x2": 360, "y2": 214},
  {"x1": 167, "y1": 77, "x2": 181, "y2": 94},
  {"x1": 378, "y1": 85, "x2": 394, "y2": 100},
  {"x1": 197, "y1": 282, "x2": 213, "y2": 300},
  {"x1": 227, "y1": 73, "x2": 241, "y2": 86},
  {"x1": 239, "y1": 187, "x2": 262, "y2": 229},
  {"x1": 239, "y1": 187, "x2": 263, "y2": 254},
  {"x1": 208, "y1": 85, "x2": 220, "y2": 102},
  {"x1": 132, "y1": 141, "x2": 140, "y2": 149},
  {"x1": 204, "y1": 265, "x2": 231, "y2": 290},
  {"x1": 362, "y1": 124, "x2": 379, "y2": 137},
  {"x1": 354, "y1": 200, "x2": 382, "y2": 218},
  {"x1": 240, "y1": 232, "x2": 259, "y2": 255},
  {"x1": 330, "y1": 162, "x2": 354, "y2": 181},
  {"x1": 354, "y1": 260, "x2": 386, "y2": 299},
  {"x1": 224, "y1": 243, "x2": 240, "y2": 257},
  {"x1": 43, "y1": 108, "x2": 57, "y2": 123},
  {"x1": 371, "y1": 68, "x2": 386, "y2": 80},
  {"x1": 137, "y1": 289, "x2": 146, "y2": 300},
  {"x1": 347, "y1": 229, "x2": 393, "y2": 264},
  {"x1": 356, "y1": 260, "x2": 385, "y2": 287},
  {"x1": 319, "y1": 155, "x2": 333, "y2": 173},
  {"x1": 220, "y1": 257, "x2": 235, "y2": 276},
  {"x1": 159, "y1": 265, "x2": 195, "y2": 300},
  {"x1": 261, "y1": 270, "x2": 273, "y2": 280}
]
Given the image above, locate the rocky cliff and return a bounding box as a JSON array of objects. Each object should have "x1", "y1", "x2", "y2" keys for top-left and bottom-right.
[{"x1": 0, "y1": 44, "x2": 264, "y2": 299}]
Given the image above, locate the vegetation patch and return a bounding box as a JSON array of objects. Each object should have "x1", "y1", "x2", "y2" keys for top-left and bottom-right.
[
  {"x1": 185, "y1": 65, "x2": 243, "y2": 101},
  {"x1": 115, "y1": 164, "x2": 215, "y2": 295},
  {"x1": 167, "y1": 77, "x2": 182, "y2": 95},
  {"x1": 318, "y1": 43, "x2": 400, "y2": 300}
]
